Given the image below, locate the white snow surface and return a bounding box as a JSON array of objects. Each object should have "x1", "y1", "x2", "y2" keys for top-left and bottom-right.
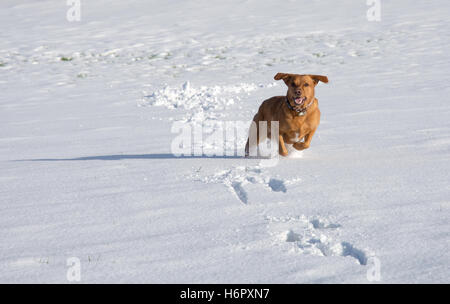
[{"x1": 1, "y1": 0, "x2": 449, "y2": 283}]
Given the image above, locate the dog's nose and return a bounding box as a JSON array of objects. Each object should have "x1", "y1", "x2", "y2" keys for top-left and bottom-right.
[{"x1": 295, "y1": 89, "x2": 302, "y2": 95}]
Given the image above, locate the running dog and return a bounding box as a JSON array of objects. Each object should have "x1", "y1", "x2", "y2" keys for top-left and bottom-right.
[{"x1": 245, "y1": 73, "x2": 328, "y2": 156}]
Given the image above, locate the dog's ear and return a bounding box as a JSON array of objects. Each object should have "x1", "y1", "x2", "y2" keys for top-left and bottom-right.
[
  {"x1": 274, "y1": 73, "x2": 291, "y2": 85},
  {"x1": 309, "y1": 75, "x2": 329, "y2": 85}
]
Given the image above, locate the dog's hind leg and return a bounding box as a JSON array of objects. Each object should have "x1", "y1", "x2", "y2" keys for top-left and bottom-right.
[
  {"x1": 245, "y1": 113, "x2": 263, "y2": 157},
  {"x1": 245, "y1": 138, "x2": 251, "y2": 157}
]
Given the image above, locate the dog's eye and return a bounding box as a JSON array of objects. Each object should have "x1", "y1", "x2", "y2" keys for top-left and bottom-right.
[
  {"x1": 304, "y1": 83, "x2": 309, "y2": 87},
  {"x1": 291, "y1": 82, "x2": 296, "y2": 87}
]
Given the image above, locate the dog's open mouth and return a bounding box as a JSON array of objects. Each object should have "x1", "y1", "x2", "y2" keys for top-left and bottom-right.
[{"x1": 294, "y1": 96, "x2": 307, "y2": 106}]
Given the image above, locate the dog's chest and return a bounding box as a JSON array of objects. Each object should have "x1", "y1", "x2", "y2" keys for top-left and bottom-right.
[
  {"x1": 290, "y1": 132, "x2": 302, "y2": 142},
  {"x1": 282, "y1": 118, "x2": 309, "y2": 143},
  {"x1": 283, "y1": 130, "x2": 305, "y2": 143}
]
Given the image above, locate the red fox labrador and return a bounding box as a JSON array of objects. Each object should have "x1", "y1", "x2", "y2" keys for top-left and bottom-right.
[{"x1": 245, "y1": 73, "x2": 328, "y2": 157}]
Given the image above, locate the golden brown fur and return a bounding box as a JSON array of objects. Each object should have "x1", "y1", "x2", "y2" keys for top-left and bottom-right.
[{"x1": 245, "y1": 73, "x2": 328, "y2": 156}]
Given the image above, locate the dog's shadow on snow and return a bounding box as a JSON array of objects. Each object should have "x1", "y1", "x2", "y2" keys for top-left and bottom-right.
[{"x1": 14, "y1": 153, "x2": 251, "y2": 161}]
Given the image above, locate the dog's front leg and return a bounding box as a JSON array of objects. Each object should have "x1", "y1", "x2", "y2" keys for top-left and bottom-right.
[
  {"x1": 279, "y1": 135, "x2": 288, "y2": 156},
  {"x1": 293, "y1": 128, "x2": 316, "y2": 151}
]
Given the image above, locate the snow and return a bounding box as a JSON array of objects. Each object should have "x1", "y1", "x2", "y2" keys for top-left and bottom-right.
[{"x1": 1, "y1": 0, "x2": 449, "y2": 283}]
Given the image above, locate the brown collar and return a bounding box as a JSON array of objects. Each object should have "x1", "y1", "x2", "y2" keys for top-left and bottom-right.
[{"x1": 285, "y1": 97, "x2": 315, "y2": 116}]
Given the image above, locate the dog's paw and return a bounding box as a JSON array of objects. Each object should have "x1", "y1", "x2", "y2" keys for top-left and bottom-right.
[
  {"x1": 279, "y1": 150, "x2": 289, "y2": 157},
  {"x1": 293, "y1": 142, "x2": 309, "y2": 151}
]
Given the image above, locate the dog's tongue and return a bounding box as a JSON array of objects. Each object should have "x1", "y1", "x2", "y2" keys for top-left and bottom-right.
[{"x1": 294, "y1": 97, "x2": 306, "y2": 105}]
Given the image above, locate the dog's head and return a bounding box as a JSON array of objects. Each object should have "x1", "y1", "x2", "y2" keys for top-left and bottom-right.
[{"x1": 274, "y1": 73, "x2": 328, "y2": 109}]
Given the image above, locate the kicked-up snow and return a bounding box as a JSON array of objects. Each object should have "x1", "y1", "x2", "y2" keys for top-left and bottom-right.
[{"x1": 0, "y1": 0, "x2": 449, "y2": 283}]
